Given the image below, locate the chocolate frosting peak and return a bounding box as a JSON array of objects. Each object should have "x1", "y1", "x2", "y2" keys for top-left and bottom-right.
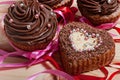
[
  {"x1": 78, "y1": 0, "x2": 118, "y2": 15},
  {"x1": 4, "y1": 1, "x2": 57, "y2": 46},
  {"x1": 38, "y1": 0, "x2": 63, "y2": 8}
]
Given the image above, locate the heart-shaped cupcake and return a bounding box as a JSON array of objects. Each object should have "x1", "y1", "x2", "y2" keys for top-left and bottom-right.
[{"x1": 59, "y1": 22, "x2": 115, "y2": 75}]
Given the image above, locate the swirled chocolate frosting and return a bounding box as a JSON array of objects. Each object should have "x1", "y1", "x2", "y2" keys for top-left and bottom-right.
[
  {"x1": 38, "y1": 0, "x2": 63, "y2": 8},
  {"x1": 77, "y1": 0, "x2": 118, "y2": 15},
  {"x1": 4, "y1": 1, "x2": 57, "y2": 46}
]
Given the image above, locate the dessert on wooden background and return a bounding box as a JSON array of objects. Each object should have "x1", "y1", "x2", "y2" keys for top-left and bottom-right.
[{"x1": 0, "y1": 0, "x2": 120, "y2": 80}]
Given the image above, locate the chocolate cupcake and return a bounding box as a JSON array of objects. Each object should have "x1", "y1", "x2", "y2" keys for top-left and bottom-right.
[
  {"x1": 59, "y1": 22, "x2": 115, "y2": 75},
  {"x1": 38, "y1": 0, "x2": 73, "y2": 9},
  {"x1": 77, "y1": 0, "x2": 120, "y2": 26},
  {"x1": 4, "y1": 0, "x2": 58, "y2": 51}
]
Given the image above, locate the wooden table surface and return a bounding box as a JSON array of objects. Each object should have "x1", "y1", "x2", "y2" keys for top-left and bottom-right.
[{"x1": 0, "y1": 0, "x2": 120, "y2": 80}]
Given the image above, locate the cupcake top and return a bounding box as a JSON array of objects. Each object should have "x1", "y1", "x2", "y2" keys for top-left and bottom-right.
[
  {"x1": 59, "y1": 22, "x2": 115, "y2": 60},
  {"x1": 77, "y1": 0, "x2": 118, "y2": 15},
  {"x1": 38, "y1": 0, "x2": 73, "y2": 9},
  {"x1": 4, "y1": 1, "x2": 57, "y2": 47},
  {"x1": 38, "y1": 0, "x2": 63, "y2": 8}
]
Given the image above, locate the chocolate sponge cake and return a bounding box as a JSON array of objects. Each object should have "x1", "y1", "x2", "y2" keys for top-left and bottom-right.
[
  {"x1": 77, "y1": 0, "x2": 120, "y2": 26},
  {"x1": 59, "y1": 22, "x2": 115, "y2": 75}
]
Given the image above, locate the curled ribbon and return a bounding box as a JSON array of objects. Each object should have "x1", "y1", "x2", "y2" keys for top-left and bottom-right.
[
  {"x1": 74, "y1": 67, "x2": 108, "y2": 80},
  {"x1": 0, "y1": 33, "x2": 59, "y2": 69},
  {"x1": 0, "y1": 0, "x2": 15, "y2": 5},
  {"x1": 108, "y1": 63, "x2": 120, "y2": 80},
  {"x1": 54, "y1": 6, "x2": 78, "y2": 24},
  {"x1": 27, "y1": 70, "x2": 74, "y2": 80}
]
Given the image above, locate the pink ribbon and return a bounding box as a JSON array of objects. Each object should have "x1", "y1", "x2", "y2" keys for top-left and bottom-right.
[
  {"x1": 0, "y1": 33, "x2": 59, "y2": 68},
  {"x1": 27, "y1": 70, "x2": 74, "y2": 80},
  {"x1": 0, "y1": 0, "x2": 15, "y2": 5},
  {"x1": 108, "y1": 63, "x2": 120, "y2": 80}
]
